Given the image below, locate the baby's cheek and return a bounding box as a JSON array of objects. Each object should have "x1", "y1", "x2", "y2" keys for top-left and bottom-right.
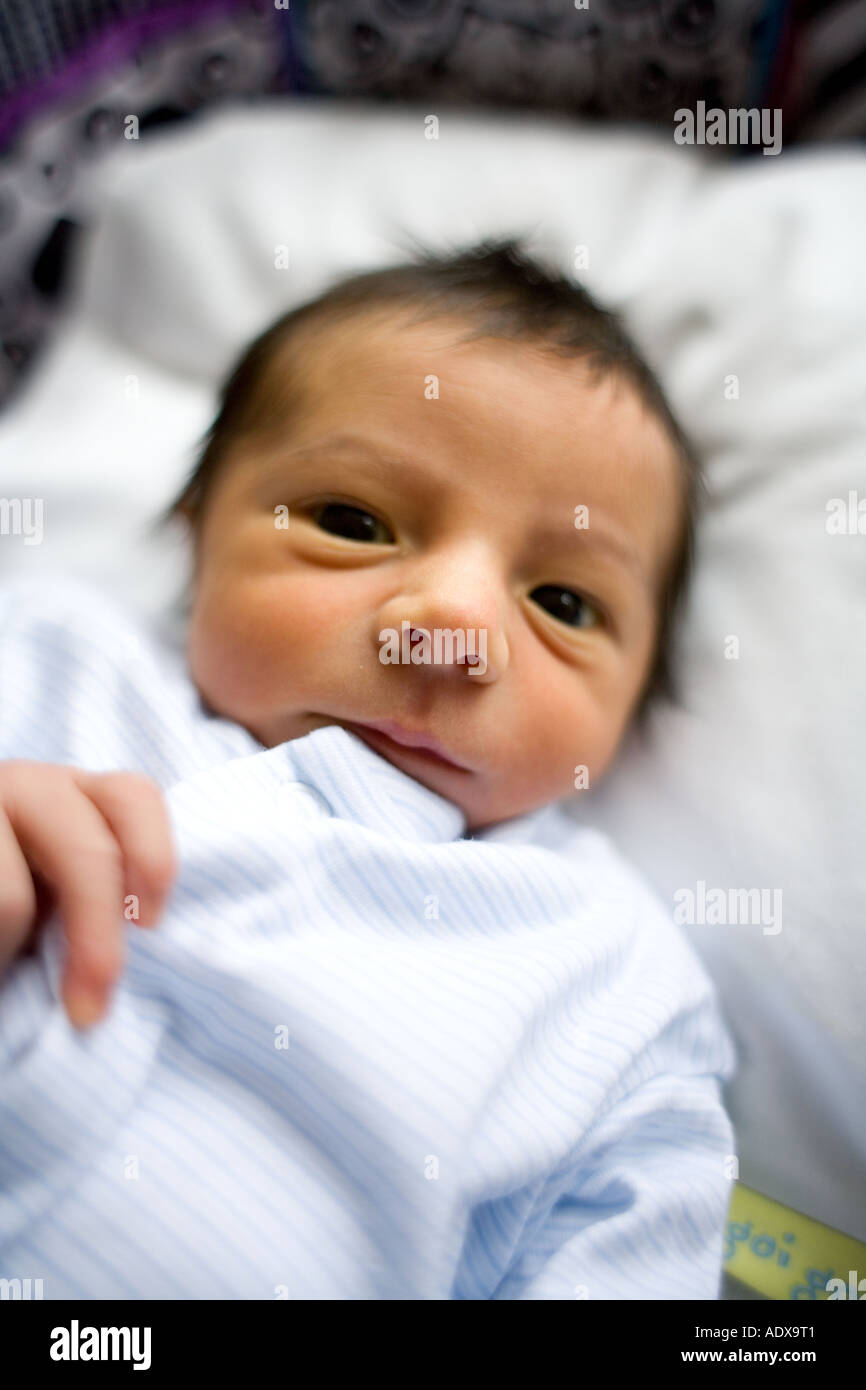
[
  {"x1": 533, "y1": 691, "x2": 624, "y2": 800},
  {"x1": 189, "y1": 575, "x2": 340, "y2": 719},
  {"x1": 187, "y1": 588, "x2": 277, "y2": 714}
]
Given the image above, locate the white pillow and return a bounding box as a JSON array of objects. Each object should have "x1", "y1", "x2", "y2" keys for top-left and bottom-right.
[{"x1": 1, "y1": 99, "x2": 863, "y2": 1241}]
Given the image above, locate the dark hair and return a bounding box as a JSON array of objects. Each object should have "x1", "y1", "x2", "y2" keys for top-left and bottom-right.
[{"x1": 159, "y1": 235, "x2": 705, "y2": 733}]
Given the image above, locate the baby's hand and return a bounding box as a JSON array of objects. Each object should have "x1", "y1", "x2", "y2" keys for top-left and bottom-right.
[{"x1": 0, "y1": 762, "x2": 177, "y2": 1029}]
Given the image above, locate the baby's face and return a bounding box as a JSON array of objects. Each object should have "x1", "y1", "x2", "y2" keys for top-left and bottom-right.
[{"x1": 186, "y1": 312, "x2": 682, "y2": 831}]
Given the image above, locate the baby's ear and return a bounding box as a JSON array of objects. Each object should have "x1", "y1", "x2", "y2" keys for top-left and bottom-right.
[
  {"x1": 169, "y1": 495, "x2": 197, "y2": 529},
  {"x1": 147, "y1": 494, "x2": 193, "y2": 541}
]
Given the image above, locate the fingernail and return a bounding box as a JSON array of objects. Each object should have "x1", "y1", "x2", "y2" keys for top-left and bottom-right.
[{"x1": 66, "y1": 991, "x2": 104, "y2": 1029}]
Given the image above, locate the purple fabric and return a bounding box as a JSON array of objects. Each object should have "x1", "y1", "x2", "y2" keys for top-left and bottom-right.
[{"x1": 0, "y1": 0, "x2": 254, "y2": 148}]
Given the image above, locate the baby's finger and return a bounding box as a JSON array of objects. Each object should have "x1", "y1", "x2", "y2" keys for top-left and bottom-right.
[
  {"x1": 78, "y1": 772, "x2": 177, "y2": 928},
  {"x1": 3, "y1": 775, "x2": 126, "y2": 1027},
  {"x1": 0, "y1": 812, "x2": 38, "y2": 971}
]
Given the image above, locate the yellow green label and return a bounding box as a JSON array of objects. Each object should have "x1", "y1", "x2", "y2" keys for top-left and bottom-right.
[{"x1": 724, "y1": 1182, "x2": 866, "y2": 1300}]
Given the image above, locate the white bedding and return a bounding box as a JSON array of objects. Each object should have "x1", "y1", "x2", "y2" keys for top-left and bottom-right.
[{"x1": 0, "y1": 99, "x2": 863, "y2": 1240}]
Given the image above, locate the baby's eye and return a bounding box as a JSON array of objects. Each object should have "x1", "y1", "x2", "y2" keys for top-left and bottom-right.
[
  {"x1": 309, "y1": 501, "x2": 394, "y2": 545},
  {"x1": 530, "y1": 584, "x2": 602, "y2": 630}
]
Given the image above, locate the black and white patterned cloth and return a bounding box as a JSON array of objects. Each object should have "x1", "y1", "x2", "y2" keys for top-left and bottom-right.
[{"x1": 0, "y1": 0, "x2": 862, "y2": 410}]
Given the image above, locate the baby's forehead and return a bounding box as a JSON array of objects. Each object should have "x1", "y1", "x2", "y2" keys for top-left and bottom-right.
[
  {"x1": 264, "y1": 306, "x2": 676, "y2": 468},
  {"x1": 251, "y1": 315, "x2": 684, "y2": 579},
  {"x1": 280, "y1": 307, "x2": 672, "y2": 442}
]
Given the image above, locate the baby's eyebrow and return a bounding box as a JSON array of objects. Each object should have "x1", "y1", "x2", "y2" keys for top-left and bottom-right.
[
  {"x1": 536, "y1": 518, "x2": 651, "y2": 592},
  {"x1": 278, "y1": 433, "x2": 411, "y2": 479},
  {"x1": 252, "y1": 433, "x2": 412, "y2": 498},
  {"x1": 273, "y1": 432, "x2": 652, "y2": 594}
]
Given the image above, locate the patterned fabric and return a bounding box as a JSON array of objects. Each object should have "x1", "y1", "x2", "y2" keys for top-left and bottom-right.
[
  {"x1": 0, "y1": 1, "x2": 288, "y2": 405},
  {"x1": 0, "y1": 0, "x2": 861, "y2": 411},
  {"x1": 783, "y1": 0, "x2": 866, "y2": 140},
  {"x1": 0, "y1": 576, "x2": 737, "y2": 1299},
  {"x1": 294, "y1": 0, "x2": 771, "y2": 120}
]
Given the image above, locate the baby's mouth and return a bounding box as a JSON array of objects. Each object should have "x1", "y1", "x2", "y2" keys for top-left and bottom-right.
[{"x1": 337, "y1": 718, "x2": 472, "y2": 773}]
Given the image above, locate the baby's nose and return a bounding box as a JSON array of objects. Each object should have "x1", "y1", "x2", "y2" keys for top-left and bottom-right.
[{"x1": 378, "y1": 578, "x2": 508, "y2": 684}]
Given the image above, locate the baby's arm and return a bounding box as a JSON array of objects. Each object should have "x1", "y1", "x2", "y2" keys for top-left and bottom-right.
[
  {"x1": 484, "y1": 1067, "x2": 734, "y2": 1301},
  {"x1": 0, "y1": 761, "x2": 177, "y2": 1028}
]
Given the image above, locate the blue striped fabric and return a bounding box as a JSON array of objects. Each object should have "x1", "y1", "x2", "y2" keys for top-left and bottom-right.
[{"x1": 0, "y1": 578, "x2": 737, "y2": 1300}]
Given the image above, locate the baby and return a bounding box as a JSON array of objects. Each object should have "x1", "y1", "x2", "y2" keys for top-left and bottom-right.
[{"x1": 0, "y1": 237, "x2": 735, "y2": 1300}]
